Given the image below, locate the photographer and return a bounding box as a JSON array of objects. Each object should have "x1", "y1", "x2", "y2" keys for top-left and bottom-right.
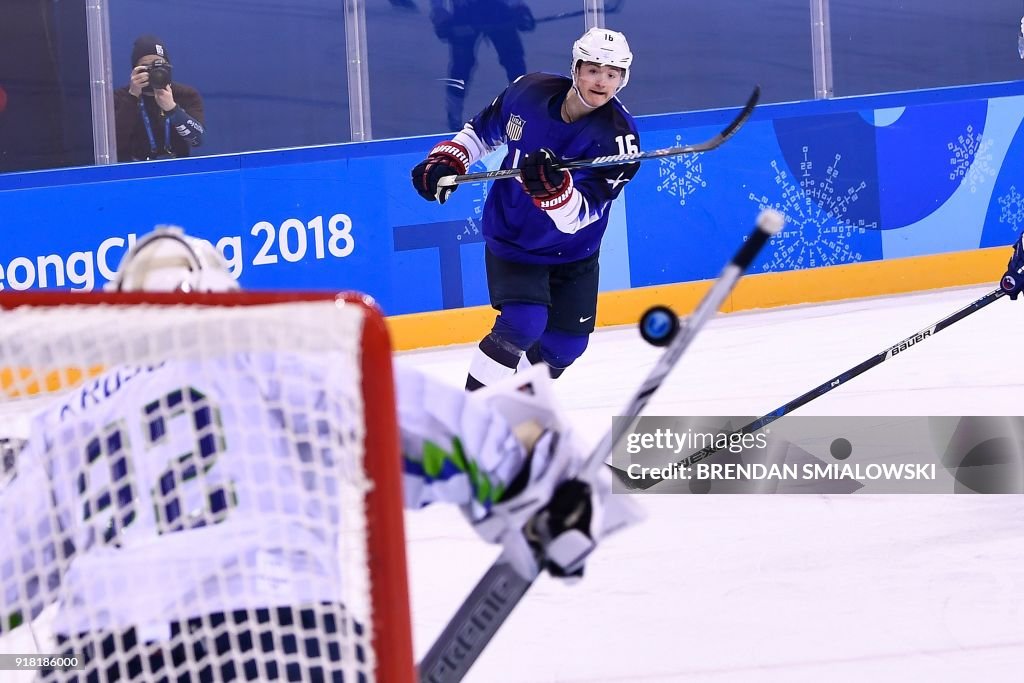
[{"x1": 113, "y1": 35, "x2": 205, "y2": 162}]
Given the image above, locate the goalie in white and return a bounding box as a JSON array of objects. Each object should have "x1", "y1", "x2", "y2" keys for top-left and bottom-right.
[{"x1": 0, "y1": 227, "x2": 637, "y2": 681}]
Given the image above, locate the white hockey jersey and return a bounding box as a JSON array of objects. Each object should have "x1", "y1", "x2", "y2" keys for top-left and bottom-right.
[{"x1": 0, "y1": 356, "x2": 530, "y2": 637}]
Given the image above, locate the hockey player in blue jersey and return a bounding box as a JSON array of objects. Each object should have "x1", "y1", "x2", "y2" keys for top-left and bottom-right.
[{"x1": 411, "y1": 27, "x2": 640, "y2": 390}]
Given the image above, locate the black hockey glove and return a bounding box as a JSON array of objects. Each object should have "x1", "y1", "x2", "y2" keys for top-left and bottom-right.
[
  {"x1": 520, "y1": 148, "x2": 573, "y2": 210},
  {"x1": 525, "y1": 478, "x2": 596, "y2": 579},
  {"x1": 1002, "y1": 233, "x2": 1024, "y2": 300},
  {"x1": 411, "y1": 141, "x2": 470, "y2": 204}
]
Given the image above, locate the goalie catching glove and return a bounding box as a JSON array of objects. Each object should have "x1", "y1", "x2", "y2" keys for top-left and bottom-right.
[
  {"x1": 411, "y1": 141, "x2": 471, "y2": 204},
  {"x1": 468, "y1": 368, "x2": 642, "y2": 581},
  {"x1": 520, "y1": 148, "x2": 574, "y2": 210}
]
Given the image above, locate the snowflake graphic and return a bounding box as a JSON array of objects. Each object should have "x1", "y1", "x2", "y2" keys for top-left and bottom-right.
[
  {"x1": 999, "y1": 186, "x2": 1024, "y2": 234},
  {"x1": 656, "y1": 135, "x2": 707, "y2": 206},
  {"x1": 749, "y1": 146, "x2": 876, "y2": 271},
  {"x1": 948, "y1": 124, "x2": 995, "y2": 193}
]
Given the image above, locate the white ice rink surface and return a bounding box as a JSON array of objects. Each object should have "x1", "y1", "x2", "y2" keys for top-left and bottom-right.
[{"x1": 400, "y1": 284, "x2": 1024, "y2": 683}]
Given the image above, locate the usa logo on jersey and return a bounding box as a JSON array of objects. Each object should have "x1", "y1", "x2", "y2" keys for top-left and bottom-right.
[{"x1": 506, "y1": 114, "x2": 525, "y2": 141}]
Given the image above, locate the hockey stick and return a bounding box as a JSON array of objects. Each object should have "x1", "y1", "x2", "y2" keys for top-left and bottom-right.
[
  {"x1": 534, "y1": 0, "x2": 625, "y2": 25},
  {"x1": 436, "y1": 85, "x2": 760, "y2": 189},
  {"x1": 417, "y1": 209, "x2": 784, "y2": 683},
  {"x1": 612, "y1": 286, "x2": 1007, "y2": 491}
]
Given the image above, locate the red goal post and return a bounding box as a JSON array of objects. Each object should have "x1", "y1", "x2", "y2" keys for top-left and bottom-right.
[{"x1": 0, "y1": 291, "x2": 414, "y2": 683}]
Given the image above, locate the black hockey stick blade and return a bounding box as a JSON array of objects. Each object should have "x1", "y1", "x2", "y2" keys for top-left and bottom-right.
[
  {"x1": 611, "y1": 286, "x2": 1007, "y2": 491},
  {"x1": 417, "y1": 208, "x2": 783, "y2": 683},
  {"x1": 534, "y1": 0, "x2": 624, "y2": 24},
  {"x1": 437, "y1": 85, "x2": 761, "y2": 188}
]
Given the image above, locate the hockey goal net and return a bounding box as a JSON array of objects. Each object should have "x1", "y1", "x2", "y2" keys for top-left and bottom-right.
[{"x1": 0, "y1": 291, "x2": 414, "y2": 682}]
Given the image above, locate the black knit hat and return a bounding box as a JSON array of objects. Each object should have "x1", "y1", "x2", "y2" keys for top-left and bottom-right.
[{"x1": 131, "y1": 35, "x2": 170, "y2": 66}]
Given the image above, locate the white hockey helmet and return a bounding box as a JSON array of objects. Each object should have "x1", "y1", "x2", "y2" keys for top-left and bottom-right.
[
  {"x1": 571, "y1": 27, "x2": 633, "y2": 91},
  {"x1": 107, "y1": 225, "x2": 239, "y2": 292}
]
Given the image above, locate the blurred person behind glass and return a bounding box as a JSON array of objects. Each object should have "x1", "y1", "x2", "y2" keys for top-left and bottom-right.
[{"x1": 431, "y1": 0, "x2": 535, "y2": 131}]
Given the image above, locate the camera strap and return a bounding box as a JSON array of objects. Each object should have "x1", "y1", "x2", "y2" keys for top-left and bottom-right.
[{"x1": 138, "y1": 97, "x2": 172, "y2": 158}]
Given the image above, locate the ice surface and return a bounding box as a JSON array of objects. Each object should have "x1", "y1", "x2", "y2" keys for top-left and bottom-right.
[{"x1": 401, "y1": 285, "x2": 1024, "y2": 682}]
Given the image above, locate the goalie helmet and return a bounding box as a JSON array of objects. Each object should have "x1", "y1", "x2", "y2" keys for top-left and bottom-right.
[
  {"x1": 570, "y1": 27, "x2": 632, "y2": 91},
  {"x1": 107, "y1": 225, "x2": 239, "y2": 292}
]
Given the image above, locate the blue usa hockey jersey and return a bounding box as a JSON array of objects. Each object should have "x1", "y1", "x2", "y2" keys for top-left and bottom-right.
[{"x1": 452, "y1": 73, "x2": 640, "y2": 264}]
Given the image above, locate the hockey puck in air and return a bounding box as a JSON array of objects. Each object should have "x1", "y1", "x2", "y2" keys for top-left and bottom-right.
[{"x1": 639, "y1": 305, "x2": 678, "y2": 347}]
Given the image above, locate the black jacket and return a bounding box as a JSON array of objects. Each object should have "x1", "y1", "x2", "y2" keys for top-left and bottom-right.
[{"x1": 113, "y1": 83, "x2": 206, "y2": 162}]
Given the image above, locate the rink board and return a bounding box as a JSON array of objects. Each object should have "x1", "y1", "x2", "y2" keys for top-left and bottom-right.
[
  {"x1": 386, "y1": 246, "x2": 1006, "y2": 349},
  {"x1": 1, "y1": 81, "x2": 1022, "y2": 348}
]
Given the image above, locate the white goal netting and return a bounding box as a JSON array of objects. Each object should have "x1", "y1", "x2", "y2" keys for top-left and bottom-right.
[{"x1": 0, "y1": 292, "x2": 412, "y2": 683}]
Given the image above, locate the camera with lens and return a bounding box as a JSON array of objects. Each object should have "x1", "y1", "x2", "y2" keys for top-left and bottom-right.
[{"x1": 143, "y1": 59, "x2": 173, "y2": 91}]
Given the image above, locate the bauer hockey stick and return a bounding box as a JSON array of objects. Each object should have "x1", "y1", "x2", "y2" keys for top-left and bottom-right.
[
  {"x1": 418, "y1": 208, "x2": 785, "y2": 683},
  {"x1": 612, "y1": 286, "x2": 1008, "y2": 491},
  {"x1": 436, "y1": 85, "x2": 761, "y2": 189}
]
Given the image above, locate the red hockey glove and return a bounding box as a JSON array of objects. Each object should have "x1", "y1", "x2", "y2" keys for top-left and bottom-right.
[
  {"x1": 520, "y1": 148, "x2": 573, "y2": 210},
  {"x1": 411, "y1": 141, "x2": 470, "y2": 204}
]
